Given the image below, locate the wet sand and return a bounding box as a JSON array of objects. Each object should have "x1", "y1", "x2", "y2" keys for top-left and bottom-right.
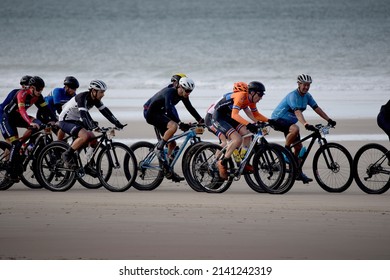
[{"x1": 0, "y1": 118, "x2": 389, "y2": 260}]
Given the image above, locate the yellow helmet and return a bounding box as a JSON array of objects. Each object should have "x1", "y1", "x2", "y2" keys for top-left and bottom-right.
[{"x1": 171, "y1": 73, "x2": 187, "y2": 83}]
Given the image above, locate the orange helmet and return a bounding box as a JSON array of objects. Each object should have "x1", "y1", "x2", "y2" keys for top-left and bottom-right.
[{"x1": 233, "y1": 81, "x2": 248, "y2": 93}]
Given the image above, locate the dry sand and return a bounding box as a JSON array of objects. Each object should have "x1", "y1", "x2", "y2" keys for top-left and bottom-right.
[{"x1": 0, "y1": 118, "x2": 389, "y2": 260}]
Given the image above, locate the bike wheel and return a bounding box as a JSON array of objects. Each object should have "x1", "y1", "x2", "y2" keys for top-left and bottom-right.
[
  {"x1": 20, "y1": 159, "x2": 42, "y2": 189},
  {"x1": 97, "y1": 142, "x2": 136, "y2": 192},
  {"x1": 313, "y1": 142, "x2": 353, "y2": 193},
  {"x1": 190, "y1": 143, "x2": 234, "y2": 193},
  {"x1": 353, "y1": 143, "x2": 390, "y2": 194},
  {"x1": 244, "y1": 151, "x2": 265, "y2": 193},
  {"x1": 77, "y1": 146, "x2": 104, "y2": 189},
  {"x1": 0, "y1": 141, "x2": 13, "y2": 191},
  {"x1": 130, "y1": 141, "x2": 164, "y2": 191},
  {"x1": 182, "y1": 141, "x2": 208, "y2": 192},
  {"x1": 35, "y1": 141, "x2": 76, "y2": 191},
  {"x1": 252, "y1": 144, "x2": 287, "y2": 194}
]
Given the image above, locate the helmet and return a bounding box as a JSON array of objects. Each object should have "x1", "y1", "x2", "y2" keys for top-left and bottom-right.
[
  {"x1": 20, "y1": 75, "x2": 32, "y2": 86},
  {"x1": 64, "y1": 76, "x2": 79, "y2": 89},
  {"x1": 233, "y1": 81, "x2": 248, "y2": 93},
  {"x1": 179, "y1": 77, "x2": 195, "y2": 91},
  {"x1": 248, "y1": 81, "x2": 266, "y2": 95},
  {"x1": 171, "y1": 73, "x2": 187, "y2": 83},
  {"x1": 29, "y1": 76, "x2": 45, "y2": 91},
  {"x1": 297, "y1": 74, "x2": 312, "y2": 84},
  {"x1": 89, "y1": 80, "x2": 107, "y2": 91}
]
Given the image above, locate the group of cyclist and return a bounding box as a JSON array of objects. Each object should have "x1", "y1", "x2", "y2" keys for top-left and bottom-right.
[
  {"x1": 1, "y1": 72, "x2": 388, "y2": 186},
  {"x1": 0, "y1": 76, "x2": 124, "y2": 182}
]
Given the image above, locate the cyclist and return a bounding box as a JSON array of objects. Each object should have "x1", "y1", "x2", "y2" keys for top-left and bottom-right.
[
  {"x1": 0, "y1": 75, "x2": 32, "y2": 126},
  {"x1": 212, "y1": 81, "x2": 269, "y2": 180},
  {"x1": 377, "y1": 99, "x2": 390, "y2": 141},
  {"x1": 58, "y1": 79, "x2": 125, "y2": 168},
  {"x1": 37, "y1": 76, "x2": 80, "y2": 140},
  {"x1": 269, "y1": 74, "x2": 336, "y2": 183},
  {"x1": 0, "y1": 76, "x2": 57, "y2": 182},
  {"x1": 143, "y1": 76, "x2": 204, "y2": 182}
]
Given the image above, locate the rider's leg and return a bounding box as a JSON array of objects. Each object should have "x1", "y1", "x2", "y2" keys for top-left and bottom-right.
[{"x1": 286, "y1": 124, "x2": 301, "y2": 157}]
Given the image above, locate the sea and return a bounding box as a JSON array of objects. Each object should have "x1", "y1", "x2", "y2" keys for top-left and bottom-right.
[{"x1": 0, "y1": 0, "x2": 389, "y2": 141}]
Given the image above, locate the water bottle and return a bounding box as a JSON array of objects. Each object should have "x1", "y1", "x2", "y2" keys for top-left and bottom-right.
[
  {"x1": 240, "y1": 147, "x2": 248, "y2": 160},
  {"x1": 232, "y1": 149, "x2": 241, "y2": 163},
  {"x1": 298, "y1": 146, "x2": 307, "y2": 158},
  {"x1": 25, "y1": 143, "x2": 34, "y2": 156},
  {"x1": 85, "y1": 146, "x2": 94, "y2": 161}
]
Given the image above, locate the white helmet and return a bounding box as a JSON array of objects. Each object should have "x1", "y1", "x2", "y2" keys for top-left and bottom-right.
[
  {"x1": 297, "y1": 74, "x2": 312, "y2": 84},
  {"x1": 179, "y1": 77, "x2": 195, "y2": 91},
  {"x1": 89, "y1": 79, "x2": 107, "y2": 91}
]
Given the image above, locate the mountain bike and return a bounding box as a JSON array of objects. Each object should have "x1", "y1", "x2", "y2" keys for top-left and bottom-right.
[
  {"x1": 188, "y1": 122, "x2": 297, "y2": 194},
  {"x1": 288, "y1": 124, "x2": 353, "y2": 192},
  {"x1": 35, "y1": 126, "x2": 137, "y2": 192},
  {"x1": 0, "y1": 124, "x2": 54, "y2": 190},
  {"x1": 130, "y1": 123, "x2": 207, "y2": 191},
  {"x1": 353, "y1": 143, "x2": 390, "y2": 194}
]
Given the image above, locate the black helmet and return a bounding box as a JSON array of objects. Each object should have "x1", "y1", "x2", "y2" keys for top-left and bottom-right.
[
  {"x1": 64, "y1": 76, "x2": 79, "y2": 89},
  {"x1": 29, "y1": 76, "x2": 45, "y2": 91},
  {"x1": 20, "y1": 75, "x2": 32, "y2": 86},
  {"x1": 248, "y1": 81, "x2": 266, "y2": 95}
]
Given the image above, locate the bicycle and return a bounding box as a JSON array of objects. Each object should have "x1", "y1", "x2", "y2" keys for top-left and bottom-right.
[
  {"x1": 35, "y1": 126, "x2": 137, "y2": 192},
  {"x1": 353, "y1": 143, "x2": 390, "y2": 194},
  {"x1": 0, "y1": 124, "x2": 55, "y2": 190},
  {"x1": 130, "y1": 123, "x2": 207, "y2": 191},
  {"x1": 287, "y1": 124, "x2": 353, "y2": 193},
  {"x1": 188, "y1": 122, "x2": 297, "y2": 194}
]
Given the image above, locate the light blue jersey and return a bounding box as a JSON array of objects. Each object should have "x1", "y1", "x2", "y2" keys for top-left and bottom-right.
[{"x1": 271, "y1": 89, "x2": 318, "y2": 124}]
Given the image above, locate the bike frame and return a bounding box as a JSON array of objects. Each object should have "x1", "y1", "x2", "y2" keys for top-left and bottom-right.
[
  {"x1": 290, "y1": 125, "x2": 332, "y2": 170},
  {"x1": 214, "y1": 125, "x2": 271, "y2": 180},
  {"x1": 145, "y1": 127, "x2": 202, "y2": 171}
]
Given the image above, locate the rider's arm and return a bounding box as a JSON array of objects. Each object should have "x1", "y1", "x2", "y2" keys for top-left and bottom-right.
[
  {"x1": 36, "y1": 95, "x2": 57, "y2": 122},
  {"x1": 97, "y1": 103, "x2": 123, "y2": 126},
  {"x1": 294, "y1": 109, "x2": 308, "y2": 126},
  {"x1": 16, "y1": 90, "x2": 33, "y2": 125},
  {"x1": 249, "y1": 104, "x2": 269, "y2": 122},
  {"x1": 314, "y1": 106, "x2": 331, "y2": 122},
  {"x1": 230, "y1": 92, "x2": 251, "y2": 125},
  {"x1": 182, "y1": 98, "x2": 203, "y2": 122}
]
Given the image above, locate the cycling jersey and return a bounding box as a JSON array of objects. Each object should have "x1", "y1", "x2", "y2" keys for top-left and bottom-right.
[
  {"x1": 213, "y1": 91, "x2": 268, "y2": 125},
  {"x1": 44, "y1": 87, "x2": 74, "y2": 114},
  {"x1": 271, "y1": 89, "x2": 318, "y2": 124},
  {"x1": 59, "y1": 91, "x2": 120, "y2": 130},
  {"x1": 143, "y1": 86, "x2": 202, "y2": 123},
  {"x1": 1, "y1": 88, "x2": 55, "y2": 125}
]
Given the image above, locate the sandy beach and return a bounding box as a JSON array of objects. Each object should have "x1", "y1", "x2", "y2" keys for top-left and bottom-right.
[{"x1": 0, "y1": 118, "x2": 389, "y2": 260}]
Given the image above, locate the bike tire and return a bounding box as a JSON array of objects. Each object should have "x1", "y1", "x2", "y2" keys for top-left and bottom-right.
[
  {"x1": 20, "y1": 159, "x2": 42, "y2": 189},
  {"x1": 313, "y1": 142, "x2": 353, "y2": 193},
  {"x1": 35, "y1": 141, "x2": 76, "y2": 191},
  {"x1": 130, "y1": 141, "x2": 164, "y2": 191},
  {"x1": 353, "y1": 143, "x2": 390, "y2": 194},
  {"x1": 0, "y1": 141, "x2": 14, "y2": 191},
  {"x1": 244, "y1": 151, "x2": 265, "y2": 193},
  {"x1": 252, "y1": 144, "x2": 287, "y2": 194},
  {"x1": 182, "y1": 141, "x2": 208, "y2": 192},
  {"x1": 97, "y1": 142, "x2": 136, "y2": 192},
  {"x1": 190, "y1": 143, "x2": 234, "y2": 193}
]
